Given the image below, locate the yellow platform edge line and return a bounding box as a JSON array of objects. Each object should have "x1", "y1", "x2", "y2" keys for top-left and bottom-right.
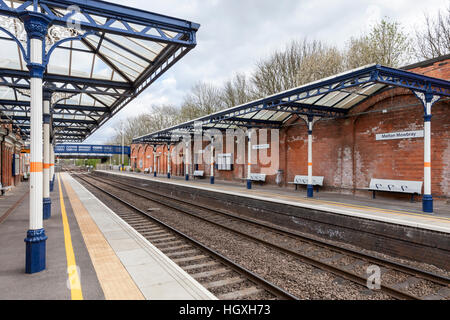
[
  {"x1": 61, "y1": 173, "x2": 145, "y2": 300},
  {"x1": 57, "y1": 173, "x2": 83, "y2": 300}
]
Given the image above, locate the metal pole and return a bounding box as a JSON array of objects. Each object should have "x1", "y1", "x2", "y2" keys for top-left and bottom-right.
[
  {"x1": 307, "y1": 116, "x2": 314, "y2": 198},
  {"x1": 247, "y1": 130, "x2": 252, "y2": 189},
  {"x1": 210, "y1": 137, "x2": 215, "y2": 184},
  {"x1": 50, "y1": 143, "x2": 55, "y2": 192},
  {"x1": 22, "y1": 13, "x2": 50, "y2": 274},
  {"x1": 423, "y1": 95, "x2": 433, "y2": 213},
  {"x1": 185, "y1": 140, "x2": 190, "y2": 181},
  {"x1": 43, "y1": 95, "x2": 51, "y2": 219},
  {"x1": 153, "y1": 145, "x2": 157, "y2": 177},
  {"x1": 167, "y1": 145, "x2": 171, "y2": 179},
  {"x1": 121, "y1": 123, "x2": 124, "y2": 171}
]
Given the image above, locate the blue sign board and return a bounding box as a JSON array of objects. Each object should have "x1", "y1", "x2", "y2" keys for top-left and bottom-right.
[{"x1": 55, "y1": 144, "x2": 131, "y2": 156}]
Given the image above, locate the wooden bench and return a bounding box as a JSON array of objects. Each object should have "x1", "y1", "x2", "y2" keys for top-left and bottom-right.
[
  {"x1": 193, "y1": 170, "x2": 205, "y2": 179},
  {"x1": 367, "y1": 178, "x2": 423, "y2": 202},
  {"x1": 288, "y1": 175, "x2": 324, "y2": 192},
  {"x1": 240, "y1": 173, "x2": 267, "y2": 183},
  {"x1": 144, "y1": 168, "x2": 150, "y2": 174}
]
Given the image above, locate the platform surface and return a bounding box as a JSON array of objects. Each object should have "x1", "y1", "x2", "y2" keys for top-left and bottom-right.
[
  {"x1": 0, "y1": 173, "x2": 216, "y2": 300},
  {"x1": 0, "y1": 179, "x2": 104, "y2": 300},
  {"x1": 98, "y1": 170, "x2": 450, "y2": 234}
]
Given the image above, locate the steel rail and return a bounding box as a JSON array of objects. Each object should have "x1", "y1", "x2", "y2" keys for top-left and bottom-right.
[
  {"x1": 73, "y1": 173, "x2": 299, "y2": 301},
  {"x1": 85, "y1": 173, "x2": 426, "y2": 300},
  {"x1": 94, "y1": 172, "x2": 450, "y2": 288}
]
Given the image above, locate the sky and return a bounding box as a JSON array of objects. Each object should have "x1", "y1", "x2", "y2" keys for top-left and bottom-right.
[{"x1": 84, "y1": 0, "x2": 449, "y2": 144}]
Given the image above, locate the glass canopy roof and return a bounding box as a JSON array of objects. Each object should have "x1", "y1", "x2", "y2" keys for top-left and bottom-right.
[
  {"x1": 0, "y1": 0, "x2": 199, "y2": 142},
  {"x1": 133, "y1": 64, "x2": 450, "y2": 144}
]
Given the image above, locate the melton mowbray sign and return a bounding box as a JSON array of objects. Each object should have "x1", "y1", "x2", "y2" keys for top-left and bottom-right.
[{"x1": 376, "y1": 130, "x2": 424, "y2": 141}]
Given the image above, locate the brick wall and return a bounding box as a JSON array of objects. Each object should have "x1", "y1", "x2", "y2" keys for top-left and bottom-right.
[{"x1": 131, "y1": 57, "x2": 450, "y2": 199}]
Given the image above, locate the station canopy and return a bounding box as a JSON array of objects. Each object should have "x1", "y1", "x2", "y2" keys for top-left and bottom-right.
[
  {"x1": 133, "y1": 64, "x2": 450, "y2": 144},
  {"x1": 0, "y1": 0, "x2": 199, "y2": 143}
]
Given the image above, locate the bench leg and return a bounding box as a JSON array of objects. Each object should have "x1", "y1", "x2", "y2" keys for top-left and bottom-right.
[
  {"x1": 372, "y1": 191, "x2": 376, "y2": 199},
  {"x1": 316, "y1": 186, "x2": 319, "y2": 193},
  {"x1": 295, "y1": 185, "x2": 298, "y2": 191},
  {"x1": 411, "y1": 194, "x2": 415, "y2": 203}
]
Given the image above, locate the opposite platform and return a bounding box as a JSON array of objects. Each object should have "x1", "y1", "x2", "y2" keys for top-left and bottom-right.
[{"x1": 97, "y1": 170, "x2": 450, "y2": 234}]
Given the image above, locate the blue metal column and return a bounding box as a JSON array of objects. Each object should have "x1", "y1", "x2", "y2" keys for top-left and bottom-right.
[
  {"x1": 50, "y1": 142, "x2": 55, "y2": 192},
  {"x1": 210, "y1": 137, "x2": 215, "y2": 184},
  {"x1": 307, "y1": 116, "x2": 314, "y2": 198},
  {"x1": 414, "y1": 91, "x2": 440, "y2": 213},
  {"x1": 167, "y1": 144, "x2": 171, "y2": 179},
  {"x1": 42, "y1": 89, "x2": 51, "y2": 219},
  {"x1": 153, "y1": 145, "x2": 157, "y2": 177},
  {"x1": 185, "y1": 139, "x2": 190, "y2": 181},
  {"x1": 246, "y1": 130, "x2": 252, "y2": 190},
  {"x1": 21, "y1": 12, "x2": 51, "y2": 274}
]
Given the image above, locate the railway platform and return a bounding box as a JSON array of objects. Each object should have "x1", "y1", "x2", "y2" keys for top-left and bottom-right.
[
  {"x1": 0, "y1": 173, "x2": 216, "y2": 300},
  {"x1": 97, "y1": 170, "x2": 450, "y2": 234}
]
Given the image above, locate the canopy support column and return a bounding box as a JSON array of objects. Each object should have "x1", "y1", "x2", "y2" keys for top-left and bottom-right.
[
  {"x1": 247, "y1": 129, "x2": 253, "y2": 190},
  {"x1": 167, "y1": 144, "x2": 171, "y2": 179},
  {"x1": 210, "y1": 137, "x2": 215, "y2": 184},
  {"x1": 185, "y1": 138, "x2": 190, "y2": 181},
  {"x1": 22, "y1": 12, "x2": 50, "y2": 274},
  {"x1": 414, "y1": 91, "x2": 441, "y2": 213},
  {"x1": 307, "y1": 116, "x2": 314, "y2": 198},
  {"x1": 153, "y1": 145, "x2": 157, "y2": 177},
  {"x1": 50, "y1": 143, "x2": 55, "y2": 191},
  {"x1": 43, "y1": 91, "x2": 51, "y2": 220}
]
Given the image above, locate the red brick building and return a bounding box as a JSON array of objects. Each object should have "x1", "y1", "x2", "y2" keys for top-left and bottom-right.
[
  {"x1": 1, "y1": 123, "x2": 26, "y2": 191},
  {"x1": 132, "y1": 56, "x2": 450, "y2": 200}
]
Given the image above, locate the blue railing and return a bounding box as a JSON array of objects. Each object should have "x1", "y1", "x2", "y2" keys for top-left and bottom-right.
[{"x1": 55, "y1": 144, "x2": 131, "y2": 155}]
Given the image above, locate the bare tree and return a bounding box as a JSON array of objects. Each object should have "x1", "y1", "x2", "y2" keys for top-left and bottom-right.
[
  {"x1": 179, "y1": 82, "x2": 225, "y2": 120},
  {"x1": 109, "y1": 104, "x2": 180, "y2": 145},
  {"x1": 415, "y1": 6, "x2": 450, "y2": 60},
  {"x1": 251, "y1": 39, "x2": 345, "y2": 97},
  {"x1": 221, "y1": 73, "x2": 255, "y2": 108},
  {"x1": 345, "y1": 18, "x2": 412, "y2": 68}
]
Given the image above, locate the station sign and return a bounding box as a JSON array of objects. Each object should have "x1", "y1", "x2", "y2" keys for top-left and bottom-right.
[
  {"x1": 376, "y1": 130, "x2": 424, "y2": 141},
  {"x1": 252, "y1": 144, "x2": 270, "y2": 150}
]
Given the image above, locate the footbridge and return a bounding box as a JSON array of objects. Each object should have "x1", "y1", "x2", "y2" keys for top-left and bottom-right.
[{"x1": 55, "y1": 144, "x2": 130, "y2": 159}]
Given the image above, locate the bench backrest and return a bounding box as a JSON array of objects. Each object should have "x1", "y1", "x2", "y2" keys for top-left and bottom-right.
[
  {"x1": 294, "y1": 175, "x2": 324, "y2": 186},
  {"x1": 369, "y1": 179, "x2": 422, "y2": 194},
  {"x1": 250, "y1": 173, "x2": 266, "y2": 181},
  {"x1": 193, "y1": 170, "x2": 204, "y2": 176}
]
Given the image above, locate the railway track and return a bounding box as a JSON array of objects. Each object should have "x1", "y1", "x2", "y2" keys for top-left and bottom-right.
[
  {"x1": 73, "y1": 173, "x2": 298, "y2": 300},
  {"x1": 79, "y1": 172, "x2": 450, "y2": 300}
]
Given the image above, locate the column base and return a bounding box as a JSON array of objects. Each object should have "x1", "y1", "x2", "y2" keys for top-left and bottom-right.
[
  {"x1": 247, "y1": 180, "x2": 252, "y2": 190},
  {"x1": 154, "y1": 172, "x2": 157, "y2": 177},
  {"x1": 422, "y1": 195, "x2": 433, "y2": 213},
  {"x1": 167, "y1": 173, "x2": 171, "y2": 179},
  {"x1": 210, "y1": 176, "x2": 215, "y2": 184},
  {"x1": 24, "y1": 229, "x2": 47, "y2": 274},
  {"x1": 307, "y1": 185, "x2": 314, "y2": 198},
  {"x1": 50, "y1": 180, "x2": 54, "y2": 192},
  {"x1": 43, "y1": 198, "x2": 51, "y2": 220},
  {"x1": 185, "y1": 174, "x2": 189, "y2": 181}
]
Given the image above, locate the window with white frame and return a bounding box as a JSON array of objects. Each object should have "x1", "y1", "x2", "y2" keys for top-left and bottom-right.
[{"x1": 217, "y1": 153, "x2": 233, "y2": 171}]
